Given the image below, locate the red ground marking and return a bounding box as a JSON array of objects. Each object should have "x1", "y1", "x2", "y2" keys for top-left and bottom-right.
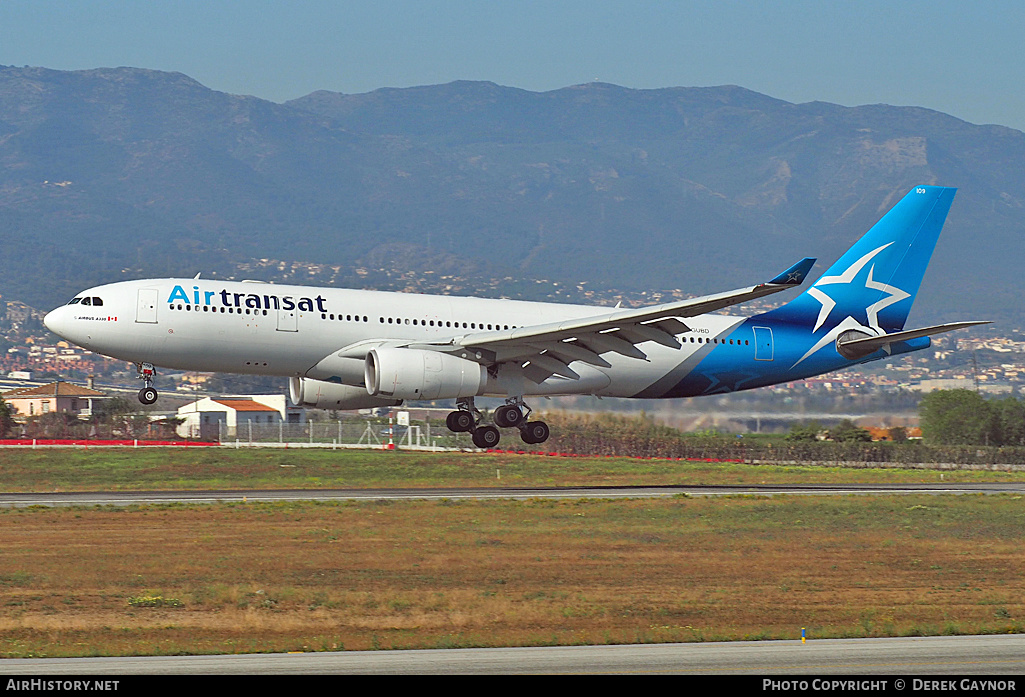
[{"x1": 0, "y1": 439, "x2": 220, "y2": 447}]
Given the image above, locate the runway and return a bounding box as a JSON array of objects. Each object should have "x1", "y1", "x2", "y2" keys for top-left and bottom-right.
[
  {"x1": 2, "y1": 482, "x2": 1024, "y2": 507},
  {"x1": 1, "y1": 635, "x2": 1022, "y2": 675}
]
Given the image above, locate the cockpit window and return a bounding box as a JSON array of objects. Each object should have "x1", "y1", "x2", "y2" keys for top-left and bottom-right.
[
  {"x1": 68, "y1": 298, "x2": 82, "y2": 305},
  {"x1": 92, "y1": 297, "x2": 103, "y2": 306},
  {"x1": 80, "y1": 297, "x2": 92, "y2": 306}
]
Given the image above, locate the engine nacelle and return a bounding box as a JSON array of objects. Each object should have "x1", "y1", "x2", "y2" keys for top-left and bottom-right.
[
  {"x1": 365, "y1": 347, "x2": 486, "y2": 401},
  {"x1": 289, "y1": 377, "x2": 401, "y2": 410}
]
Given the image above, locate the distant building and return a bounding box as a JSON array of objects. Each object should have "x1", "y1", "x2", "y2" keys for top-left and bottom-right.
[
  {"x1": 176, "y1": 395, "x2": 305, "y2": 439},
  {"x1": 913, "y1": 378, "x2": 976, "y2": 392},
  {"x1": 1, "y1": 381, "x2": 106, "y2": 418},
  {"x1": 866, "y1": 426, "x2": 923, "y2": 441}
]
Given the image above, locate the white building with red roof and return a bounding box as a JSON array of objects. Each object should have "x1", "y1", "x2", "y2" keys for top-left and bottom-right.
[
  {"x1": 176, "y1": 395, "x2": 304, "y2": 439},
  {"x1": 1, "y1": 381, "x2": 107, "y2": 418}
]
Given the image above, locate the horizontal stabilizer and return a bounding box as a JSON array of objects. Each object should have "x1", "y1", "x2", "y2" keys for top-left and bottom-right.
[{"x1": 836, "y1": 321, "x2": 991, "y2": 358}]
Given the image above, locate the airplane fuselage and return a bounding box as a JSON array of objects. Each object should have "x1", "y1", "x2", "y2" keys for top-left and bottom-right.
[
  {"x1": 42, "y1": 277, "x2": 923, "y2": 401},
  {"x1": 40, "y1": 186, "x2": 983, "y2": 449}
]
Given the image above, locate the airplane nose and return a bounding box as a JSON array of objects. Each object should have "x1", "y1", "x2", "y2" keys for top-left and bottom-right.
[{"x1": 43, "y1": 307, "x2": 66, "y2": 337}]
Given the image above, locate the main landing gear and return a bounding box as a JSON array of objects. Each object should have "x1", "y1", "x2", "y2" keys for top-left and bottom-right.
[
  {"x1": 136, "y1": 362, "x2": 159, "y2": 405},
  {"x1": 445, "y1": 397, "x2": 550, "y2": 449}
]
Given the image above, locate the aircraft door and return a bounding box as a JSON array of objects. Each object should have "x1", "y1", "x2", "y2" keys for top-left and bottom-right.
[
  {"x1": 277, "y1": 308, "x2": 298, "y2": 332},
  {"x1": 136, "y1": 288, "x2": 159, "y2": 324},
  {"x1": 752, "y1": 326, "x2": 773, "y2": 361}
]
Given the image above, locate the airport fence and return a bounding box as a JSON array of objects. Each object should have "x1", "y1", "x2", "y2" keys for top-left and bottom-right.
[
  {"x1": 208, "y1": 418, "x2": 466, "y2": 450},
  {"x1": 545, "y1": 428, "x2": 1025, "y2": 468},
  {"x1": 9, "y1": 411, "x2": 1025, "y2": 465},
  {"x1": 7, "y1": 414, "x2": 470, "y2": 450},
  {"x1": 13, "y1": 416, "x2": 181, "y2": 442}
]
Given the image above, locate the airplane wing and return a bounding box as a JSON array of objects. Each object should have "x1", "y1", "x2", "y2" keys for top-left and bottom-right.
[{"x1": 405, "y1": 257, "x2": 816, "y2": 383}]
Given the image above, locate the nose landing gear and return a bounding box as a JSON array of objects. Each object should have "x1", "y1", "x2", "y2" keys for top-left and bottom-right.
[
  {"x1": 445, "y1": 397, "x2": 551, "y2": 449},
  {"x1": 136, "y1": 363, "x2": 158, "y2": 405}
]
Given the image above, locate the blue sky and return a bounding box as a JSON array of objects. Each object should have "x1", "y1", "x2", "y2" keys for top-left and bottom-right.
[{"x1": 2, "y1": 0, "x2": 1024, "y2": 131}]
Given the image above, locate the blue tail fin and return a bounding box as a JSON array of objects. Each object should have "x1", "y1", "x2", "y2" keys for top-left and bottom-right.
[{"x1": 758, "y1": 185, "x2": 956, "y2": 334}]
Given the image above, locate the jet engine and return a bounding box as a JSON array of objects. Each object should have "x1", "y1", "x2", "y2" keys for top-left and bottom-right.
[
  {"x1": 289, "y1": 377, "x2": 401, "y2": 410},
  {"x1": 365, "y1": 347, "x2": 486, "y2": 400}
]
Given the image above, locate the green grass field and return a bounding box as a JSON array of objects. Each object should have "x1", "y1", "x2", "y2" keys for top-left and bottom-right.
[{"x1": 2, "y1": 446, "x2": 1024, "y2": 492}]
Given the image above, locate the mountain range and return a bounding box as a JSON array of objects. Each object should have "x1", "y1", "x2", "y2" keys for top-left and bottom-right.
[{"x1": 1, "y1": 66, "x2": 1022, "y2": 326}]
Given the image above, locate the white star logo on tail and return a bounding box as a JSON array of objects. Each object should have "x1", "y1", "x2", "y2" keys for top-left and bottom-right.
[{"x1": 792, "y1": 242, "x2": 911, "y2": 368}]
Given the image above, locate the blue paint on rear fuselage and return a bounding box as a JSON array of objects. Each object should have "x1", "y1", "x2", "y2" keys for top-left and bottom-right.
[{"x1": 659, "y1": 317, "x2": 930, "y2": 398}]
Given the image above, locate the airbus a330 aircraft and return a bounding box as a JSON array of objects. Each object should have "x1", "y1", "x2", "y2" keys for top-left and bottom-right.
[{"x1": 44, "y1": 185, "x2": 987, "y2": 448}]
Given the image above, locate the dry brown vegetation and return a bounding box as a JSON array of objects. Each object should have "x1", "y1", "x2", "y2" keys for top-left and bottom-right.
[{"x1": 1, "y1": 495, "x2": 1022, "y2": 657}]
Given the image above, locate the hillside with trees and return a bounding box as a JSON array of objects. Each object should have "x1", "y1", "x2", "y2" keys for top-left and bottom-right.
[{"x1": 1, "y1": 67, "x2": 1023, "y2": 326}]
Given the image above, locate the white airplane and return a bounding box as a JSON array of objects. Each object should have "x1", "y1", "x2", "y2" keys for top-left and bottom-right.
[{"x1": 44, "y1": 186, "x2": 987, "y2": 448}]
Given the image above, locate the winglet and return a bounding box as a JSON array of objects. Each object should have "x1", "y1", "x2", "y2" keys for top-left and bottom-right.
[{"x1": 767, "y1": 257, "x2": 815, "y2": 286}]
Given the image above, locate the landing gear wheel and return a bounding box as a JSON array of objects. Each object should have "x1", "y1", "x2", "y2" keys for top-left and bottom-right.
[
  {"x1": 138, "y1": 386, "x2": 158, "y2": 405},
  {"x1": 446, "y1": 410, "x2": 474, "y2": 433},
  {"x1": 494, "y1": 404, "x2": 524, "y2": 428},
  {"x1": 471, "y1": 425, "x2": 501, "y2": 449},
  {"x1": 519, "y1": 421, "x2": 550, "y2": 445}
]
